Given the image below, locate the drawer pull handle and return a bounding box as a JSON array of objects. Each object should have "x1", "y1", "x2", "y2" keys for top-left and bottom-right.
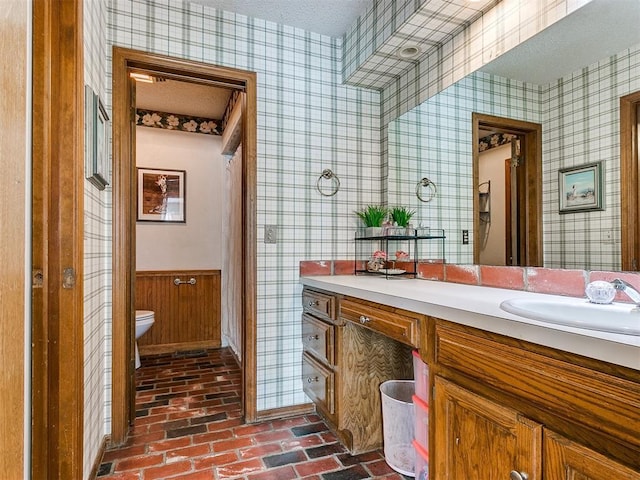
[
  {"x1": 509, "y1": 471, "x2": 529, "y2": 480},
  {"x1": 308, "y1": 300, "x2": 319, "y2": 307},
  {"x1": 307, "y1": 376, "x2": 319, "y2": 383},
  {"x1": 359, "y1": 315, "x2": 370, "y2": 324},
  {"x1": 307, "y1": 334, "x2": 319, "y2": 341},
  {"x1": 174, "y1": 277, "x2": 196, "y2": 286}
]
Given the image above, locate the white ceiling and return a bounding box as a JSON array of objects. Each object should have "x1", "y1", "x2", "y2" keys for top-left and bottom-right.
[
  {"x1": 136, "y1": 80, "x2": 232, "y2": 119},
  {"x1": 480, "y1": 0, "x2": 640, "y2": 85},
  {"x1": 191, "y1": 0, "x2": 372, "y2": 38}
]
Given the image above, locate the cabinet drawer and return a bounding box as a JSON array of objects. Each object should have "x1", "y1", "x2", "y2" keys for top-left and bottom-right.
[
  {"x1": 302, "y1": 288, "x2": 336, "y2": 321},
  {"x1": 435, "y1": 322, "x2": 640, "y2": 450},
  {"x1": 302, "y1": 313, "x2": 334, "y2": 366},
  {"x1": 302, "y1": 351, "x2": 334, "y2": 415},
  {"x1": 340, "y1": 297, "x2": 418, "y2": 347}
]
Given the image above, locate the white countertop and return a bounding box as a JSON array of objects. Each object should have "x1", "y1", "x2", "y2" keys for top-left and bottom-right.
[{"x1": 300, "y1": 275, "x2": 640, "y2": 371}]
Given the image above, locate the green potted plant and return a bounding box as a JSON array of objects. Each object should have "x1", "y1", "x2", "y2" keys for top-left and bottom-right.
[
  {"x1": 355, "y1": 205, "x2": 388, "y2": 237},
  {"x1": 390, "y1": 206, "x2": 416, "y2": 234}
]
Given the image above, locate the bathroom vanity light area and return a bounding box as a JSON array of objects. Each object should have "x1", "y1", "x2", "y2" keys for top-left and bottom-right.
[{"x1": 300, "y1": 275, "x2": 640, "y2": 479}]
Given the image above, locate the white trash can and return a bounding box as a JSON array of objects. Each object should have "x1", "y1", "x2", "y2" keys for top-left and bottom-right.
[{"x1": 380, "y1": 380, "x2": 416, "y2": 477}]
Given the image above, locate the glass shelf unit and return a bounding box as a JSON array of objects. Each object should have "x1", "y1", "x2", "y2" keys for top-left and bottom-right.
[{"x1": 355, "y1": 228, "x2": 446, "y2": 279}]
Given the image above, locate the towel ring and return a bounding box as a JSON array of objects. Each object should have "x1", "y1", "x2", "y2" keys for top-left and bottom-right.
[
  {"x1": 316, "y1": 169, "x2": 340, "y2": 197},
  {"x1": 416, "y1": 177, "x2": 437, "y2": 203}
]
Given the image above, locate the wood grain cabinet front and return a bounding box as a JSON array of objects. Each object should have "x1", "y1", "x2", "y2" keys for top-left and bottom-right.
[
  {"x1": 434, "y1": 376, "x2": 542, "y2": 480},
  {"x1": 301, "y1": 313, "x2": 334, "y2": 366},
  {"x1": 544, "y1": 430, "x2": 640, "y2": 480},
  {"x1": 302, "y1": 288, "x2": 336, "y2": 322},
  {"x1": 434, "y1": 377, "x2": 640, "y2": 480},
  {"x1": 302, "y1": 351, "x2": 334, "y2": 416},
  {"x1": 340, "y1": 297, "x2": 419, "y2": 347},
  {"x1": 433, "y1": 320, "x2": 640, "y2": 477}
]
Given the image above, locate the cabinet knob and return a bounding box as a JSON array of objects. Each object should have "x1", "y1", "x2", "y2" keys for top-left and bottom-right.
[
  {"x1": 359, "y1": 315, "x2": 370, "y2": 324},
  {"x1": 308, "y1": 300, "x2": 319, "y2": 307},
  {"x1": 307, "y1": 376, "x2": 319, "y2": 383},
  {"x1": 509, "y1": 471, "x2": 529, "y2": 480},
  {"x1": 307, "y1": 334, "x2": 319, "y2": 341}
]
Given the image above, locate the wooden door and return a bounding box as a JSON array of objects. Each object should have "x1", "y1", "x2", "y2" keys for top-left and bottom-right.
[
  {"x1": 544, "y1": 430, "x2": 640, "y2": 479},
  {"x1": 434, "y1": 377, "x2": 542, "y2": 480}
]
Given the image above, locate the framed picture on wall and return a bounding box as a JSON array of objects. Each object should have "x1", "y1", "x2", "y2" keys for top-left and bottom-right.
[
  {"x1": 137, "y1": 167, "x2": 186, "y2": 223},
  {"x1": 84, "y1": 85, "x2": 110, "y2": 190},
  {"x1": 558, "y1": 162, "x2": 603, "y2": 213}
]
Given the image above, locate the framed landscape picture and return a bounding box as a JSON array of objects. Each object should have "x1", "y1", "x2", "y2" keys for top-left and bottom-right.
[
  {"x1": 558, "y1": 162, "x2": 603, "y2": 213},
  {"x1": 137, "y1": 167, "x2": 186, "y2": 223}
]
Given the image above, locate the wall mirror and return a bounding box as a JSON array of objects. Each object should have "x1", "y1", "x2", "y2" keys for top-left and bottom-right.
[{"x1": 387, "y1": 0, "x2": 640, "y2": 272}]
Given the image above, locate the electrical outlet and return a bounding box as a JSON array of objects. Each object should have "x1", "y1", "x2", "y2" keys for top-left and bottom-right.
[
  {"x1": 264, "y1": 225, "x2": 278, "y2": 244},
  {"x1": 462, "y1": 229, "x2": 469, "y2": 245}
]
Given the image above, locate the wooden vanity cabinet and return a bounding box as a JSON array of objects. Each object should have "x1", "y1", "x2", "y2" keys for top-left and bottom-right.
[
  {"x1": 301, "y1": 288, "x2": 338, "y2": 422},
  {"x1": 301, "y1": 289, "x2": 419, "y2": 454},
  {"x1": 544, "y1": 430, "x2": 639, "y2": 479},
  {"x1": 434, "y1": 376, "x2": 542, "y2": 480},
  {"x1": 433, "y1": 320, "x2": 640, "y2": 479}
]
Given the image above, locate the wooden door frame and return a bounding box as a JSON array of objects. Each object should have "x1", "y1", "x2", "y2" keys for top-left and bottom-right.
[
  {"x1": 1, "y1": 1, "x2": 30, "y2": 478},
  {"x1": 31, "y1": 0, "x2": 85, "y2": 477},
  {"x1": 472, "y1": 113, "x2": 543, "y2": 267},
  {"x1": 504, "y1": 159, "x2": 513, "y2": 265},
  {"x1": 111, "y1": 47, "x2": 258, "y2": 444},
  {"x1": 620, "y1": 91, "x2": 640, "y2": 271}
]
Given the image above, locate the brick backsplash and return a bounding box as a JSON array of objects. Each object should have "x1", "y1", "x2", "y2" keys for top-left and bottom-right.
[{"x1": 300, "y1": 260, "x2": 640, "y2": 301}]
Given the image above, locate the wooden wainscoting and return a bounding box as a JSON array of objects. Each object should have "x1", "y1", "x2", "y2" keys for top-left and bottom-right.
[{"x1": 135, "y1": 270, "x2": 221, "y2": 354}]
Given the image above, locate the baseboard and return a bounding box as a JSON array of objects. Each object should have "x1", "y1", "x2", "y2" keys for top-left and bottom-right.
[
  {"x1": 138, "y1": 340, "x2": 221, "y2": 356},
  {"x1": 254, "y1": 403, "x2": 315, "y2": 422},
  {"x1": 88, "y1": 435, "x2": 109, "y2": 480}
]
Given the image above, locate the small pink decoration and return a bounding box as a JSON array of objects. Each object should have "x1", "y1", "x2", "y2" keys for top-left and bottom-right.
[
  {"x1": 373, "y1": 250, "x2": 387, "y2": 259},
  {"x1": 395, "y1": 250, "x2": 409, "y2": 261}
]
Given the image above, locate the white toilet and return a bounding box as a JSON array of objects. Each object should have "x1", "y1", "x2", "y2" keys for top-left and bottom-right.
[{"x1": 135, "y1": 310, "x2": 155, "y2": 369}]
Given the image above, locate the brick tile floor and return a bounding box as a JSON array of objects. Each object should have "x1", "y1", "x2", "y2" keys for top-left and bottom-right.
[{"x1": 98, "y1": 348, "x2": 411, "y2": 480}]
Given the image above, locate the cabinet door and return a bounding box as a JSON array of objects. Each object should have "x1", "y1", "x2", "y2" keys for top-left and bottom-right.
[
  {"x1": 544, "y1": 430, "x2": 640, "y2": 479},
  {"x1": 434, "y1": 377, "x2": 542, "y2": 480}
]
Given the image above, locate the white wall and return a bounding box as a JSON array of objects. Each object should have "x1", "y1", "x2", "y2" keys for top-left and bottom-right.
[
  {"x1": 479, "y1": 143, "x2": 509, "y2": 266},
  {"x1": 136, "y1": 127, "x2": 223, "y2": 271}
]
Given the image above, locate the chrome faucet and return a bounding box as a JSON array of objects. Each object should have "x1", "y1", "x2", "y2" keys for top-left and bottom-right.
[{"x1": 610, "y1": 278, "x2": 640, "y2": 306}]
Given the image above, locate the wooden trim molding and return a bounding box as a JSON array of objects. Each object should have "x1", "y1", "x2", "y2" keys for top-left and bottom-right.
[
  {"x1": 472, "y1": 113, "x2": 543, "y2": 267},
  {"x1": 111, "y1": 47, "x2": 258, "y2": 444},
  {"x1": 620, "y1": 91, "x2": 640, "y2": 271},
  {"x1": 32, "y1": 0, "x2": 85, "y2": 477}
]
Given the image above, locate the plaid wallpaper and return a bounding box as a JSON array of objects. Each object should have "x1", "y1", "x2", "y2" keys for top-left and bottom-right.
[
  {"x1": 107, "y1": 0, "x2": 381, "y2": 412},
  {"x1": 388, "y1": 72, "x2": 542, "y2": 265},
  {"x1": 387, "y1": 42, "x2": 640, "y2": 272},
  {"x1": 77, "y1": 0, "x2": 627, "y2": 446},
  {"x1": 83, "y1": 0, "x2": 111, "y2": 477}
]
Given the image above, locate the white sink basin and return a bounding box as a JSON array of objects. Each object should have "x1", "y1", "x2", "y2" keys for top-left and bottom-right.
[{"x1": 499, "y1": 298, "x2": 640, "y2": 336}]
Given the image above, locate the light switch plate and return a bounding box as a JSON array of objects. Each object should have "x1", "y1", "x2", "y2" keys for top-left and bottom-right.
[{"x1": 264, "y1": 225, "x2": 278, "y2": 244}]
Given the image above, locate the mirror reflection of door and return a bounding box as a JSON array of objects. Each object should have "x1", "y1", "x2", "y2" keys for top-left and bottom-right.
[
  {"x1": 473, "y1": 113, "x2": 543, "y2": 267},
  {"x1": 477, "y1": 132, "x2": 521, "y2": 265}
]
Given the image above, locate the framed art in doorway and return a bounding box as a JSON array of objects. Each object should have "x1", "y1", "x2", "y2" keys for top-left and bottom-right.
[
  {"x1": 137, "y1": 167, "x2": 186, "y2": 223},
  {"x1": 558, "y1": 162, "x2": 603, "y2": 214}
]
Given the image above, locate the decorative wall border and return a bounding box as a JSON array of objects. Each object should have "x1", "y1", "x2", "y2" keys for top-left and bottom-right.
[
  {"x1": 135, "y1": 109, "x2": 221, "y2": 135},
  {"x1": 479, "y1": 132, "x2": 515, "y2": 152}
]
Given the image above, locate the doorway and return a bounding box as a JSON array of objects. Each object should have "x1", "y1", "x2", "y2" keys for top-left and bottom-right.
[
  {"x1": 472, "y1": 113, "x2": 543, "y2": 267},
  {"x1": 111, "y1": 48, "x2": 257, "y2": 445},
  {"x1": 620, "y1": 91, "x2": 640, "y2": 271}
]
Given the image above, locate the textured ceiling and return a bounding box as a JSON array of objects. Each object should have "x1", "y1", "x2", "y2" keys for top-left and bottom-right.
[
  {"x1": 190, "y1": 0, "x2": 372, "y2": 38},
  {"x1": 136, "y1": 79, "x2": 232, "y2": 119},
  {"x1": 480, "y1": 0, "x2": 640, "y2": 85}
]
